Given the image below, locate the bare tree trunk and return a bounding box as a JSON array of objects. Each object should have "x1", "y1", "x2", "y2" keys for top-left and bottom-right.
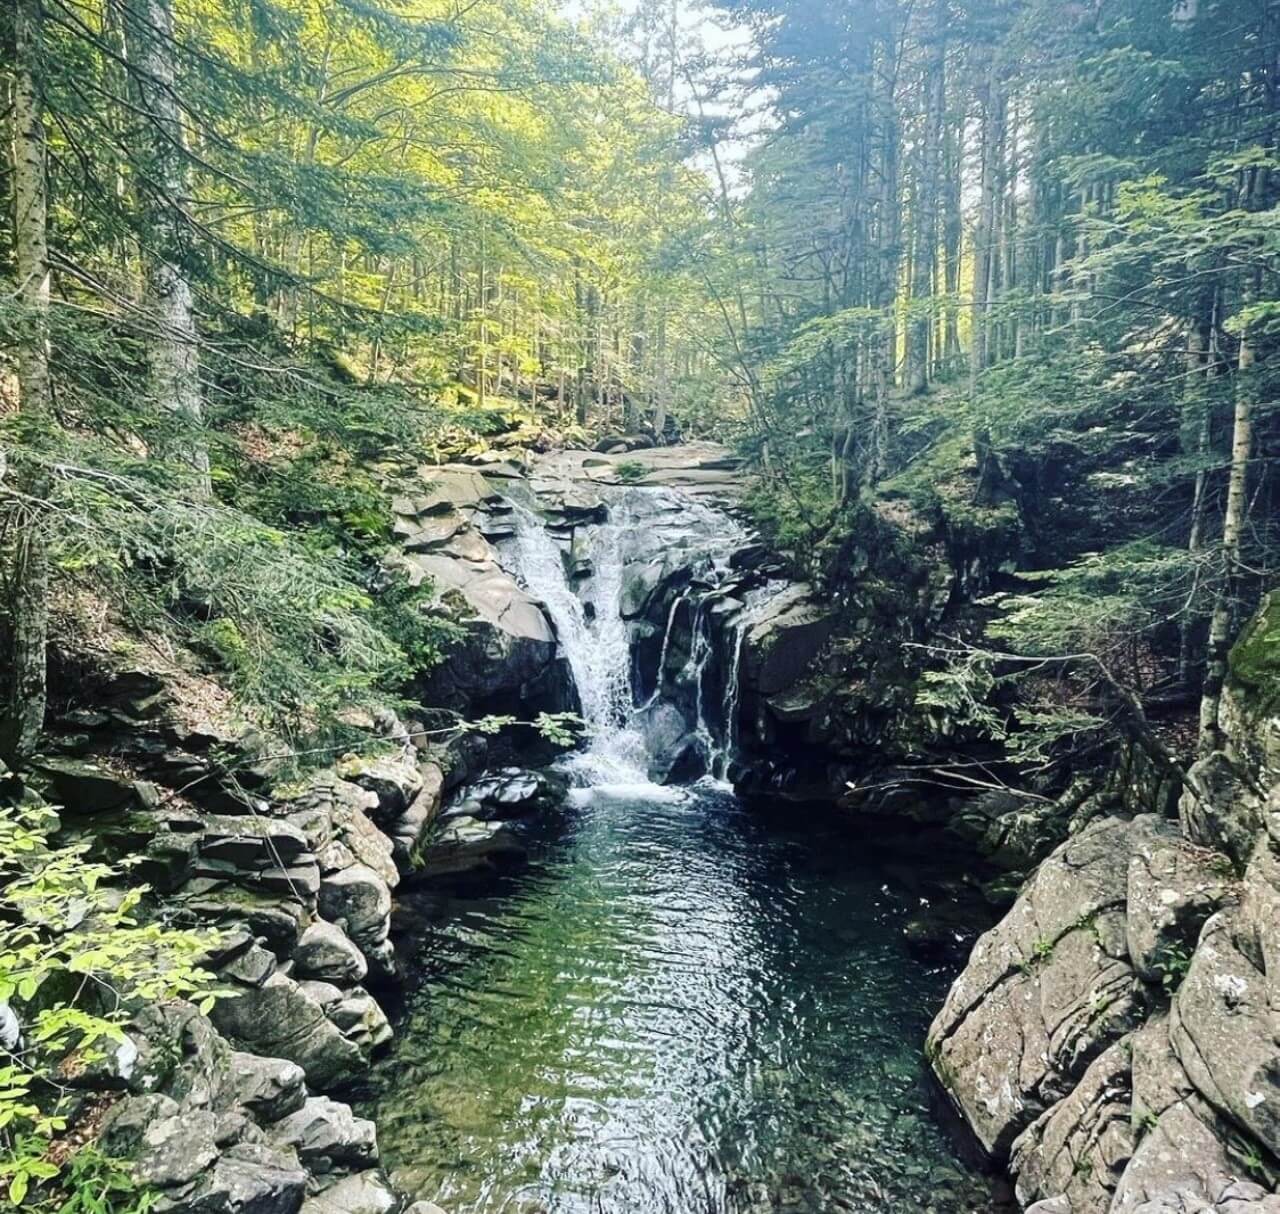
[
  {"x1": 129, "y1": 0, "x2": 211, "y2": 494},
  {"x1": 1198, "y1": 288, "x2": 1256, "y2": 754},
  {"x1": 4, "y1": 0, "x2": 51, "y2": 762},
  {"x1": 908, "y1": 0, "x2": 945, "y2": 395}
]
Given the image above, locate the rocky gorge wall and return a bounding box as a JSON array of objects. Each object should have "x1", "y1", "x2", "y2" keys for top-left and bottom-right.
[{"x1": 926, "y1": 594, "x2": 1280, "y2": 1213}]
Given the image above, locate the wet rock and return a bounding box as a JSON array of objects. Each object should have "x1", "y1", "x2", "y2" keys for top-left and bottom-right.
[
  {"x1": 293, "y1": 922, "x2": 368, "y2": 985},
  {"x1": 743, "y1": 586, "x2": 834, "y2": 697},
  {"x1": 1011, "y1": 1038, "x2": 1134, "y2": 1212},
  {"x1": 415, "y1": 815, "x2": 527, "y2": 878},
  {"x1": 299, "y1": 1171, "x2": 399, "y2": 1214},
  {"x1": 267, "y1": 1096, "x2": 377, "y2": 1171},
  {"x1": 449, "y1": 767, "x2": 562, "y2": 820},
  {"x1": 229, "y1": 1052, "x2": 307, "y2": 1124},
  {"x1": 927, "y1": 817, "x2": 1145, "y2": 1159}
]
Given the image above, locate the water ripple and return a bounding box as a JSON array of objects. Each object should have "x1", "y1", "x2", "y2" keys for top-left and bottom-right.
[{"x1": 361, "y1": 787, "x2": 998, "y2": 1214}]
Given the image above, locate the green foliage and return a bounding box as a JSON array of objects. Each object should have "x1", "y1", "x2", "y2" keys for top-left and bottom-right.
[
  {"x1": 613, "y1": 461, "x2": 648, "y2": 484},
  {"x1": 0, "y1": 802, "x2": 224, "y2": 1208}
]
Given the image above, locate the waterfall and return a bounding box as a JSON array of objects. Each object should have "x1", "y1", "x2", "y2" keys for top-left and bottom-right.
[
  {"x1": 510, "y1": 505, "x2": 651, "y2": 784},
  {"x1": 506, "y1": 488, "x2": 788, "y2": 791}
]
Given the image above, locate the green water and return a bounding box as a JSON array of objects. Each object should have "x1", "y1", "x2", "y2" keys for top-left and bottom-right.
[{"x1": 360, "y1": 783, "x2": 999, "y2": 1214}]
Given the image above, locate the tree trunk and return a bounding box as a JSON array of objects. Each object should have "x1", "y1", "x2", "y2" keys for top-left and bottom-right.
[
  {"x1": 1198, "y1": 288, "x2": 1256, "y2": 754},
  {"x1": 129, "y1": 0, "x2": 211, "y2": 494},
  {"x1": 3, "y1": 0, "x2": 51, "y2": 763}
]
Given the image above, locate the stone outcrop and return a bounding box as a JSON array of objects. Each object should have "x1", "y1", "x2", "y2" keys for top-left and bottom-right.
[{"x1": 931, "y1": 597, "x2": 1280, "y2": 1213}]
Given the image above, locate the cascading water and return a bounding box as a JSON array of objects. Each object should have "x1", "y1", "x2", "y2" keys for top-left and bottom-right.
[
  {"x1": 510, "y1": 504, "x2": 652, "y2": 784},
  {"x1": 506, "y1": 485, "x2": 788, "y2": 790}
]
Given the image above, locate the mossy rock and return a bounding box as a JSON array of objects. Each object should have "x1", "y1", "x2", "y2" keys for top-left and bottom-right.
[{"x1": 1228, "y1": 590, "x2": 1280, "y2": 718}]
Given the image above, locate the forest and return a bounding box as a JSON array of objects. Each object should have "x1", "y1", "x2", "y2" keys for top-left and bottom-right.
[{"x1": 2, "y1": 0, "x2": 1280, "y2": 1212}]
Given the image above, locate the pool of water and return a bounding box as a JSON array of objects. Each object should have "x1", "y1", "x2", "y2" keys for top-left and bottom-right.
[{"x1": 358, "y1": 783, "x2": 1000, "y2": 1214}]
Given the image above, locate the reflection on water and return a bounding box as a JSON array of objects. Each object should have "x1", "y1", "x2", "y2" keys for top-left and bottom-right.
[{"x1": 359, "y1": 785, "x2": 998, "y2": 1214}]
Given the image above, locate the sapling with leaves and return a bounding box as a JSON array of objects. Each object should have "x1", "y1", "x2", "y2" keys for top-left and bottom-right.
[{"x1": 0, "y1": 801, "x2": 227, "y2": 1207}]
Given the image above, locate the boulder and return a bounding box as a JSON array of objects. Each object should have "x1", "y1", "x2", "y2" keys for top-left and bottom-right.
[
  {"x1": 267, "y1": 1096, "x2": 377, "y2": 1170},
  {"x1": 336, "y1": 754, "x2": 424, "y2": 825},
  {"x1": 927, "y1": 817, "x2": 1145, "y2": 1159},
  {"x1": 448, "y1": 767, "x2": 561, "y2": 820},
  {"x1": 133, "y1": 1108, "x2": 221, "y2": 1188},
  {"x1": 1169, "y1": 911, "x2": 1280, "y2": 1157},
  {"x1": 299, "y1": 1171, "x2": 399, "y2": 1214},
  {"x1": 318, "y1": 864, "x2": 391, "y2": 953},
  {"x1": 30, "y1": 756, "x2": 141, "y2": 813},
  {"x1": 293, "y1": 922, "x2": 368, "y2": 985},
  {"x1": 211, "y1": 972, "x2": 364, "y2": 1092},
  {"x1": 743, "y1": 586, "x2": 834, "y2": 697},
  {"x1": 326, "y1": 988, "x2": 393, "y2": 1056},
  {"x1": 229, "y1": 1053, "x2": 307, "y2": 1124},
  {"x1": 164, "y1": 1142, "x2": 308, "y2": 1214},
  {"x1": 199, "y1": 816, "x2": 312, "y2": 869},
  {"x1": 415, "y1": 815, "x2": 527, "y2": 878},
  {"x1": 1126, "y1": 826, "x2": 1228, "y2": 983}
]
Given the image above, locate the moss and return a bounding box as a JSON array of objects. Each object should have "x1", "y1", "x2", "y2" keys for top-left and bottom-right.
[{"x1": 1228, "y1": 591, "x2": 1280, "y2": 716}]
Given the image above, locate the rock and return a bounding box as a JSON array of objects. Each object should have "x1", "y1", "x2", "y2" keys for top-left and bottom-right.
[
  {"x1": 267, "y1": 1096, "x2": 378, "y2": 1170},
  {"x1": 178, "y1": 887, "x2": 309, "y2": 957},
  {"x1": 1182, "y1": 751, "x2": 1264, "y2": 869},
  {"x1": 1011, "y1": 1038, "x2": 1134, "y2": 1212},
  {"x1": 1169, "y1": 911, "x2": 1280, "y2": 1157},
  {"x1": 318, "y1": 864, "x2": 391, "y2": 952},
  {"x1": 200, "y1": 816, "x2": 312, "y2": 869},
  {"x1": 327, "y1": 988, "x2": 393, "y2": 1055},
  {"x1": 128, "y1": 1001, "x2": 234, "y2": 1110},
  {"x1": 299, "y1": 1171, "x2": 399, "y2": 1214},
  {"x1": 1111, "y1": 1100, "x2": 1280, "y2": 1214},
  {"x1": 927, "y1": 817, "x2": 1145, "y2": 1159},
  {"x1": 99, "y1": 1093, "x2": 182, "y2": 1158},
  {"x1": 415, "y1": 815, "x2": 527, "y2": 878},
  {"x1": 29, "y1": 756, "x2": 141, "y2": 813},
  {"x1": 211, "y1": 972, "x2": 364, "y2": 1092},
  {"x1": 404, "y1": 1204, "x2": 450, "y2": 1214},
  {"x1": 293, "y1": 922, "x2": 368, "y2": 985},
  {"x1": 229, "y1": 1052, "x2": 307, "y2": 1124},
  {"x1": 336, "y1": 755, "x2": 424, "y2": 824},
  {"x1": 134, "y1": 1108, "x2": 221, "y2": 1188},
  {"x1": 166, "y1": 1142, "x2": 308, "y2": 1214},
  {"x1": 743, "y1": 585, "x2": 834, "y2": 697},
  {"x1": 449, "y1": 767, "x2": 561, "y2": 820},
  {"x1": 222, "y1": 944, "x2": 279, "y2": 989},
  {"x1": 1126, "y1": 825, "x2": 1228, "y2": 983}
]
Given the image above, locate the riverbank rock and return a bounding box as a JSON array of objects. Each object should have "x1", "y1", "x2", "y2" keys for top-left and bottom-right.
[
  {"x1": 928, "y1": 815, "x2": 1149, "y2": 1160},
  {"x1": 932, "y1": 600, "x2": 1280, "y2": 1213}
]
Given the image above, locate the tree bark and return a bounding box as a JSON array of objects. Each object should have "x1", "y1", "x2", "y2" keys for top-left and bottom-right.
[
  {"x1": 129, "y1": 0, "x2": 211, "y2": 494},
  {"x1": 4, "y1": 0, "x2": 52, "y2": 762},
  {"x1": 1198, "y1": 285, "x2": 1256, "y2": 754}
]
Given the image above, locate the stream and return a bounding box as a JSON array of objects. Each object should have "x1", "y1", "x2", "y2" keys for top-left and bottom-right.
[
  {"x1": 359, "y1": 782, "x2": 999, "y2": 1213},
  {"x1": 357, "y1": 471, "x2": 1000, "y2": 1214}
]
